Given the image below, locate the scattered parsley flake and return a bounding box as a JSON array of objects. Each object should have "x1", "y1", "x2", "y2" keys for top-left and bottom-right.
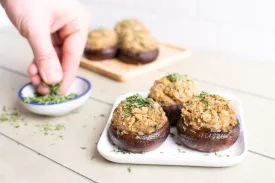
[
  {"x1": 80, "y1": 147, "x2": 86, "y2": 150},
  {"x1": 177, "y1": 148, "x2": 186, "y2": 153},
  {"x1": 100, "y1": 114, "x2": 105, "y2": 117},
  {"x1": 36, "y1": 122, "x2": 65, "y2": 140},
  {"x1": 91, "y1": 156, "x2": 95, "y2": 161},
  {"x1": 54, "y1": 124, "x2": 65, "y2": 131},
  {"x1": 0, "y1": 114, "x2": 9, "y2": 122},
  {"x1": 214, "y1": 152, "x2": 222, "y2": 157},
  {"x1": 112, "y1": 148, "x2": 130, "y2": 154},
  {"x1": 0, "y1": 108, "x2": 23, "y2": 128},
  {"x1": 116, "y1": 130, "x2": 121, "y2": 138},
  {"x1": 127, "y1": 167, "x2": 131, "y2": 173},
  {"x1": 169, "y1": 132, "x2": 175, "y2": 137}
]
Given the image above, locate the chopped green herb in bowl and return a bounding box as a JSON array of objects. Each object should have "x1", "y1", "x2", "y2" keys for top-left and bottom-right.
[
  {"x1": 18, "y1": 76, "x2": 92, "y2": 116},
  {"x1": 22, "y1": 82, "x2": 78, "y2": 105}
]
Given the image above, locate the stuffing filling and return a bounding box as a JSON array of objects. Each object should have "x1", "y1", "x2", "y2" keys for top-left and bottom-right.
[
  {"x1": 149, "y1": 73, "x2": 198, "y2": 106},
  {"x1": 119, "y1": 30, "x2": 158, "y2": 53},
  {"x1": 85, "y1": 28, "x2": 118, "y2": 50},
  {"x1": 181, "y1": 91, "x2": 238, "y2": 133},
  {"x1": 111, "y1": 94, "x2": 167, "y2": 136}
]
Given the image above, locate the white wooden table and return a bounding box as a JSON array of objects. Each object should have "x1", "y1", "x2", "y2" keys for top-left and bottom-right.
[{"x1": 0, "y1": 27, "x2": 275, "y2": 183}]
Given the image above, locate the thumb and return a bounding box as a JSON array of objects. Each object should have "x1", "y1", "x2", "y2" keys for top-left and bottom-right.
[{"x1": 27, "y1": 30, "x2": 63, "y2": 85}]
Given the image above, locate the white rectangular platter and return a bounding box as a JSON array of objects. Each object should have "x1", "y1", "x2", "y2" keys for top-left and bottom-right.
[{"x1": 97, "y1": 92, "x2": 248, "y2": 167}]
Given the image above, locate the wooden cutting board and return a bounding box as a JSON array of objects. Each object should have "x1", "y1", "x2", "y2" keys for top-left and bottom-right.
[{"x1": 80, "y1": 43, "x2": 191, "y2": 82}]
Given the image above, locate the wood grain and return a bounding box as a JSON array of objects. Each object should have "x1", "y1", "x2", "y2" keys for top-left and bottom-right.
[{"x1": 80, "y1": 43, "x2": 191, "y2": 82}]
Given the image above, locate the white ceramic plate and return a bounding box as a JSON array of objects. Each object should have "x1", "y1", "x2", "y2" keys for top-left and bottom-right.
[{"x1": 97, "y1": 92, "x2": 248, "y2": 167}]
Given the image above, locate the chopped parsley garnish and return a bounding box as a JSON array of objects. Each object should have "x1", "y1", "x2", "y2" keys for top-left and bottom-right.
[
  {"x1": 0, "y1": 114, "x2": 9, "y2": 122},
  {"x1": 112, "y1": 148, "x2": 131, "y2": 154},
  {"x1": 214, "y1": 152, "x2": 222, "y2": 157},
  {"x1": 80, "y1": 147, "x2": 86, "y2": 150},
  {"x1": 111, "y1": 148, "x2": 144, "y2": 155},
  {"x1": 198, "y1": 91, "x2": 211, "y2": 98},
  {"x1": 122, "y1": 94, "x2": 150, "y2": 118},
  {"x1": 42, "y1": 82, "x2": 61, "y2": 95},
  {"x1": 169, "y1": 132, "x2": 175, "y2": 137},
  {"x1": 23, "y1": 82, "x2": 78, "y2": 105},
  {"x1": 23, "y1": 93, "x2": 78, "y2": 105},
  {"x1": 116, "y1": 130, "x2": 121, "y2": 138},
  {"x1": 0, "y1": 108, "x2": 22, "y2": 128},
  {"x1": 167, "y1": 73, "x2": 188, "y2": 82},
  {"x1": 100, "y1": 114, "x2": 106, "y2": 117},
  {"x1": 127, "y1": 167, "x2": 131, "y2": 173},
  {"x1": 177, "y1": 148, "x2": 186, "y2": 153},
  {"x1": 55, "y1": 124, "x2": 65, "y2": 131},
  {"x1": 36, "y1": 122, "x2": 65, "y2": 136}
]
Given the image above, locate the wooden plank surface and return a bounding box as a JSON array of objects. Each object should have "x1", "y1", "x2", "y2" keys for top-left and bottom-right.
[{"x1": 80, "y1": 43, "x2": 191, "y2": 82}]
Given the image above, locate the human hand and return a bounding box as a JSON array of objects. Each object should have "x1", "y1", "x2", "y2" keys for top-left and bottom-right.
[{"x1": 1, "y1": 0, "x2": 89, "y2": 95}]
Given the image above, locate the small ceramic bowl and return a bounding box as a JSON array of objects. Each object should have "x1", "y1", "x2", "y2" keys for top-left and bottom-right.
[{"x1": 18, "y1": 76, "x2": 92, "y2": 116}]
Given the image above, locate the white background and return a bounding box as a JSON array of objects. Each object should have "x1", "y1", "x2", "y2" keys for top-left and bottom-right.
[{"x1": 1, "y1": 0, "x2": 275, "y2": 63}]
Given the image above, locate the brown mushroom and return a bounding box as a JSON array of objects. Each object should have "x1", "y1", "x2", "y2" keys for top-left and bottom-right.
[
  {"x1": 108, "y1": 121, "x2": 169, "y2": 153},
  {"x1": 84, "y1": 46, "x2": 118, "y2": 60},
  {"x1": 118, "y1": 48, "x2": 159, "y2": 64},
  {"x1": 177, "y1": 119, "x2": 240, "y2": 152}
]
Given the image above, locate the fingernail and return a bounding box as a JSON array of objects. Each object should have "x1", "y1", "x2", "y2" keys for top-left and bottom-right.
[{"x1": 40, "y1": 68, "x2": 62, "y2": 84}]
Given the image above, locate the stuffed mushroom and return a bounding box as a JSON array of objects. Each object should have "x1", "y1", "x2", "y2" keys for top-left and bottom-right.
[
  {"x1": 84, "y1": 28, "x2": 118, "y2": 60},
  {"x1": 118, "y1": 30, "x2": 159, "y2": 64},
  {"x1": 149, "y1": 73, "x2": 198, "y2": 126},
  {"x1": 108, "y1": 94, "x2": 169, "y2": 153},
  {"x1": 177, "y1": 91, "x2": 240, "y2": 152}
]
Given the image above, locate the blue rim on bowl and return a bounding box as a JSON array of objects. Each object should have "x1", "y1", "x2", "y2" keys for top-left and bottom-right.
[{"x1": 18, "y1": 76, "x2": 92, "y2": 106}]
